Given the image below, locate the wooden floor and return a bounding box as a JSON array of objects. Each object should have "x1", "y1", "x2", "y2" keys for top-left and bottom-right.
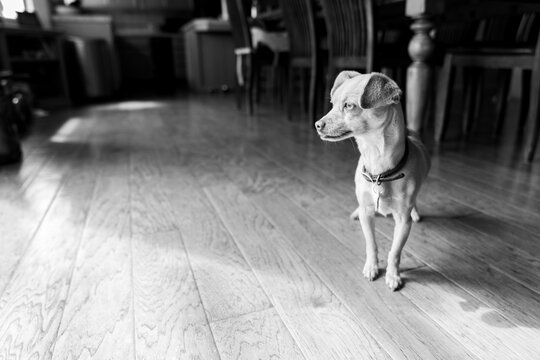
[{"x1": 1, "y1": 94, "x2": 539, "y2": 359}]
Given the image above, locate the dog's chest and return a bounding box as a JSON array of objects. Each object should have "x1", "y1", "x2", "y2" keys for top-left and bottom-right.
[
  {"x1": 355, "y1": 180, "x2": 398, "y2": 216},
  {"x1": 371, "y1": 183, "x2": 393, "y2": 215}
]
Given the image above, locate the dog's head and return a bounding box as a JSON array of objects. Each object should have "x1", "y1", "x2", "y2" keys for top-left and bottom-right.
[{"x1": 315, "y1": 71, "x2": 402, "y2": 141}]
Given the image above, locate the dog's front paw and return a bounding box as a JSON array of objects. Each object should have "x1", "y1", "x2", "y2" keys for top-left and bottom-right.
[
  {"x1": 363, "y1": 261, "x2": 379, "y2": 281},
  {"x1": 385, "y1": 271, "x2": 402, "y2": 291}
]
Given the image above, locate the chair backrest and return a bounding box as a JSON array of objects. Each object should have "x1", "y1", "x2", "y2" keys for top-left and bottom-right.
[
  {"x1": 319, "y1": 0, "x2": 375, "y2": 69},
  {"x1": 278, "y1": 0, "x2": 318, "y2": 59},
  {"x1": 226, "y1": 0, "x2": 252, "y2": 51},
  {"x1": 437, "y1": 3, "x2": 540, "y2": 47}
]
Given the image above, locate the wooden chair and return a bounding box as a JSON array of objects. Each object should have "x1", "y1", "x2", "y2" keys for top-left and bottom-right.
[
  {"x1": 226, "y1": 0, "x2": 255, "y2": 115},
  {"x1": 320, "y1": 0, "x2": 375, "y2": 88},
  {"x1": 434, "y1": 3, "x2": 540, "y2": 162},
  {"x1": 278, "y1": 0, "x2": 323, "y2": 122},
  {"x1": 319, "y1": 0, "x2": 410, "y2": 111}
]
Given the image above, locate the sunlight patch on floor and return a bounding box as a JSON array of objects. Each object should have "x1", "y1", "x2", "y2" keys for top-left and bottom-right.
[
  {"x1": 50, "y1": 117, "x2": 85, "y2": 143},
  {"x1": 92, "y1": 101, "x2": 165, "y2": 112}
]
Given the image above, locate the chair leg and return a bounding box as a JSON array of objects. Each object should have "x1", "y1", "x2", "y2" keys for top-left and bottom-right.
[
  {"x1": 493, "y1": 69, "x2": 512, "y2": 137},
  {"x1": 524, "y1": 63, "x2": 540, "y2": 162},
  {"x1": 246, "y1": 54, "x2": 254, "y2": 115},
  {"x1": 324, "y1": 65, "x2": 337, "y2": 113},
  {"x1": 462, "y1": 68, "x2": 481, "y2": 138},
  {"x1": 271, "y1": 64, "x2": 278, "y2": 104},
  {"x1": 300, "y1": 68, "x2": 307, "y2": 113},
  {"x1": 235, "y1": 53, "x2": 243, "y2": 110},
  {"x1": 254, "y1": 62, "x2": 261, "y2": 104},
  {"x1": 470, "y1": 71, "x2": 484, "y2": 135},
  {"x1": 434, "y1": 54, "x2": 454, "y2": 143},
  {"x1": 518, "y1": 69, "x2": 531, "y2": 136},
  {"x1": 287, "y1": 65, "x2": 294, "y2": 120},
  {"x1": 309, "y1": 62, "x2": 319, "y2": 122}
]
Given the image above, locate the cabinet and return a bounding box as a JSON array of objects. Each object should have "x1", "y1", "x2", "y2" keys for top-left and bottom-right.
[
  {"x1": 115, "y1": 32, "x2": 176, "y2": 92},
  {"x1": 182, "y1": 19, "x2": 236, "y2": 92},
  {"x1": 81, "y1": 0, "x2": 194, "y2": 11}
]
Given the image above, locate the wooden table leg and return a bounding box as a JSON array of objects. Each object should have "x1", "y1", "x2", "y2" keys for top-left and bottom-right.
[{"x1": 406, "y1": 15, "x2": 435, "y2": 132}]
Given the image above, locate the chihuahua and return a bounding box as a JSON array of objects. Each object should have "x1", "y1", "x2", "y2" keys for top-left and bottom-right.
[{"x1": 315, "y1": 71, "x2": 430, "y2": 290}]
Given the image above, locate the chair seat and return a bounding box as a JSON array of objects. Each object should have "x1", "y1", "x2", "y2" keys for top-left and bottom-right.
[
  {"x1": 447, "y1": 46, "x2": 535, "y2": 69},
  {"x1": 291, "y1": 57, "x2": 312, "y2": 67},
  {"x1": 251, "y1": 28, "x2": 290, "y2": 53},
  {"x1": 449, "y1": 46, "x2": 534, "y2": 56},
  {"x1": 332, "y1": 56, "x2": 368, "y2": 69}
]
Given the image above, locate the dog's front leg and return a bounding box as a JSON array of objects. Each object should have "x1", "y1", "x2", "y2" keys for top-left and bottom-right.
[
  {"x1": 386, "y1": 213, "x2": 412, "y2": 290},
  {"x1": 357, "y1": 204, "x2": 379, "y2": 280}
]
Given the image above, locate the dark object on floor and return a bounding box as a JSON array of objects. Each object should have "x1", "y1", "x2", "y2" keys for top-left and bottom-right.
[
  {"x1": 0, "y1": 74, "x2": 24, "y2": 165},
  {"x1": 9, "y1": 82, "x2": 34, "y2": 137}
]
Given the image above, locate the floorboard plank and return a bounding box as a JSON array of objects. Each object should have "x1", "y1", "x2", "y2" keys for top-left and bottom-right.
[
  {"x1": 211, "y1": 308, "x2": 305, "y2": 360},
  {"x1": 0, "y1": 119, "x2": 96, "y2": 297},
  {"x1": 0, "y1": 172, "x2": 95, "y2": 359},
  {"x1": 162, "y1": 172, "x2": 273, "y2": 323},
  {"x1": 435, "y1": 153, "x2": 540, "y2": 193},
  {"x1": 129, "y1": 149, "x2": 177, "y2": 235},
  {"x1": 254, "y1": 191, "x2": 535, "y2": 359},
  {"x1": 416, "y1": 203, "x2": 540, "y2": 294},
  {"x1": 221, "y1": 117, "x2": 540, "y2": 356},
  {"x1": 131, "y1": 230, "x2": 220, "y2": 360},
  {"x1": 423, "y1": 179, "x2": 540, "y2": 237},
  {"x1": 0, "y1": 178, "x2": 63, "y2": 295},
  {"x1": 429, "y1": 162, "x2": 540, "y2": 212},
  {"x1": 51, "y1": 168, "x2": 134, "y2": 360},
  {"x1": 206, "y1": 183, "x2": 392, "y2": 360},
  {"x1": 3, "y1": 95, "x2": 539, "y2": 358}
]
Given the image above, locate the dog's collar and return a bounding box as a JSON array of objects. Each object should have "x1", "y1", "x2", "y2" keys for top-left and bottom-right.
[{"x1": 361, "y1": 140, "x2": 409, "y2": 185}]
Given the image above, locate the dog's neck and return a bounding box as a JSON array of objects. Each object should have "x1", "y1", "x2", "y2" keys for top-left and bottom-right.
[{"x1": 354, "y1": 105, "x2": 407, "y2": 175}]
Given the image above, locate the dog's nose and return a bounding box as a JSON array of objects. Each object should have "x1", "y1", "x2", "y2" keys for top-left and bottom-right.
[{"x1": 315, "y1": 119, "x2": 325, "y2": 131}]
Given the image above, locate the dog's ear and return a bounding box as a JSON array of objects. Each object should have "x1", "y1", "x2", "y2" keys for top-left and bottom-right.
[
  {"x1": 330, "y1": 71, "x2": 361, "y2": 98},
  {"x1": 360, "y1": 73, "x2": 402, "y2": 109}
]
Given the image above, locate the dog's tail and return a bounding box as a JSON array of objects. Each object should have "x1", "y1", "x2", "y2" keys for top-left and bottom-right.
[{"x1": 407, "y1": 129, "x2": 432, "y2": 174}]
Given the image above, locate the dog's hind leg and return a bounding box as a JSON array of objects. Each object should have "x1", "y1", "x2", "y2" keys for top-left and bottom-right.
[
  {"x1": 350, "y1": 207, "x2": 360, "y2": 220},
  {"x1": 411, "y1": 206, "x2": 421, "y2": 222}
]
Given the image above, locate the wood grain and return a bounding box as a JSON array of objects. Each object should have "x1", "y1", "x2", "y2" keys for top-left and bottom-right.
[
  {"x1": 241, "y1": 132, "x2": 540, "y2": 358},
  {"x1": 131, "y1": 230, "x2": 220, "y2": 360},
  {"x1": 231, "y1": 124, "x2": 540, "y2": 358},
  {"x1": 0, "y1": 118, "x2": 96, "y2": 297},
  {"x1": 0, "y1": 178, "x2": 63, "y2": 295},
  {"x1": 0, "y1": 175, "x2": 95, "y2": 359},
  {"x1": 198, "y1": 97, "x2": 540, "y2": 358},
  {"x1": 423, "y1": 179, "x2": 540, "y2": 236},
  {"x1": 162, "y1": 173, "x2": 273, "y2": 323},
  {"x1": 2, "y1": 94, "x2": 539, "y2": 358},
  {"x1": 249, "y1": 189, "x2": 459, "y2": 360},
  {"x1": 206, "y1": 183, "x2": 392, "y2": 360},
  {"x1": 417, "y1": 205, "x2": 540, "y2": 294},
  {"x1": 129, "y1": 149, "x2": 177, "y2": 235},
  {"x1": 51, "y1": 171, "x2": 134, "y2": 360},
  {"x1": 211, "y1": 308, "x2": 305, "y2": 360}
]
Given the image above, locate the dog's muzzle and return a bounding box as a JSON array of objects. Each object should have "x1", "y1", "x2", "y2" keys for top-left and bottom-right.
[{"x1": 315, "y1": 118, "x2": 352, "y2": 141}]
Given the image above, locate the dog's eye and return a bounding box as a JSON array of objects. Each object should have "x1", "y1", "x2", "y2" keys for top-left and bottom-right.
[{"x1": 344, "y1": 103, "x2": 355, "y2": 111}]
